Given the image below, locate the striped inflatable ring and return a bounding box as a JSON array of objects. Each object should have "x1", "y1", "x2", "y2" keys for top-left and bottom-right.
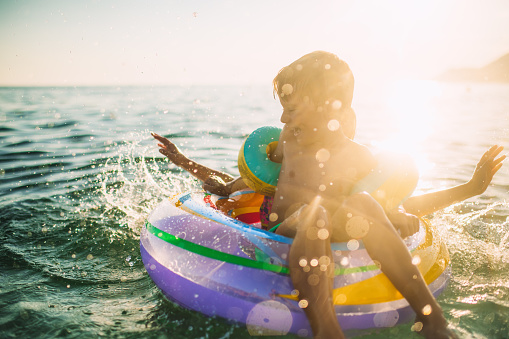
[
  {"x1": 141, "y1": 190, "x2": 451, "y2": 336},
  {"x1": 238, "y1": 126, "x2": 282, "y2": 196}
]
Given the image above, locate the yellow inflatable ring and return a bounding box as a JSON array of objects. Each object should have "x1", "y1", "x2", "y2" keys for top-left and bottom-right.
[{"x1": 238, "y1": 126, "x2": 282, "y2": 196}]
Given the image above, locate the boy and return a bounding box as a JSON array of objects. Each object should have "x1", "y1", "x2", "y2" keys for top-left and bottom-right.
[
  {"x1": 268, "y1": 51, "x2": 442, "y2": 338},
  {"x1": 267, "y1": 51, "x2": 504, "y2": 339},
  {"x1": 152, "y1": 51, "x2": 504, "y2": 338}
]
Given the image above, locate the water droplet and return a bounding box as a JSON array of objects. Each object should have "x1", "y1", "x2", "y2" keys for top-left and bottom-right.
[
  {"x1": 269, "y1": 213, "x2": 278, "y2": 222},
  {"x1": 373, "y1": 310, "x2": 399, "y2": 327},
  {"x1": 317, "y1": 228, "x2": 329, "y2": 240},
  {"x1": 298, "y1": 299, "x2": 308, "y2": 308},
  {"x1": 345, "y1": 216, "x2": 370, "y2": 238},
  {"x1": 328, "y1": 119, "x2": 340, "y2": 131},
  {"x1": 281, "y1": 84, "x2": 293, "y2": 95},
  {"x1": 246, "y1": 300, "x2": 292, "y2": 335},
  {"x1": 332, "y1": 100, "x2": 342, "y2": 110},
  {"x1": 347, "y1": 239, "x2": 359, "y2": 250},
  {"x1": 324, "y1": 64, "x2": 331, "y2": 70},
  {"x1": 310, "y1": 259, "x2": 318, "y2": 267},
  {"x1": 335, "y1": 293, "x2": 347, "y2": 304},
  {"x1": 297, "y1": 329, "x2": 309, "y2": 337},
  {"x1": 299, "y1": 258, "x2": 308, "y2": 267},
  {"x1": 411, "y1": 321, "x2": 423, "y2": 332},
  {"x1": 340, "y1": 256, "x2": 349, "y2": 266},
  {"x1": 319, "y1": 256, "x2": 330, "y2": 266},
  {"x1": 307, "y1": 274, "x2": 319, "y2": 286},
  {"x1": 422, "y1": 304, "x2": 432, "y2": 315},
  {"x1": 318, "y1": 184, "x2": 326, "y2": 191},
  {"x1": 412, "y1": 255, "x2": 421, "y2": 265}
]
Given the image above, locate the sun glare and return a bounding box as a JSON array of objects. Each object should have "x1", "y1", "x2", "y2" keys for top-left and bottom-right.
[{"x1": 371, "y1": 80, "x2": 443, "y2": 176}]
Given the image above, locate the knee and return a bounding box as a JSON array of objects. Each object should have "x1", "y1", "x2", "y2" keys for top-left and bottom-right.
[
  {"x1": 295, "y1": 204, "x2": 331, "y2": 235},
  {"x1": 343, "y1": 192, "x2": 378, "y2": 212},
  {"x1": 342, "y1": 192, "x2": 388, "y2": 223}
]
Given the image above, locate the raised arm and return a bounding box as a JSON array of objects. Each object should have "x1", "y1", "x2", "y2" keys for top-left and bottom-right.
[
  {"x1": 202, "y1": 176, "x2": 249, "y2": 196},
  {"x1": 403, "y1": 145, "x2": 505, "y2": 217},
  {"x1": 151, "y1": 132, "x2": 235, "y2": 183}
]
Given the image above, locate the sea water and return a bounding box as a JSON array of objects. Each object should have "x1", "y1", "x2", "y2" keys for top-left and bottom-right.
[{"x1": 0, "y1": 82, "x2": 508, "y2": 338}]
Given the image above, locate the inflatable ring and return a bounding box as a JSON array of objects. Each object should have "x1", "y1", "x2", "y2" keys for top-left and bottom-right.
[
  {"x1": 238, "y1": 126, "x2": 282, "y2": 196},
  {"x1": 141, "y1": 191, "x2": 450, "y2": 336}
]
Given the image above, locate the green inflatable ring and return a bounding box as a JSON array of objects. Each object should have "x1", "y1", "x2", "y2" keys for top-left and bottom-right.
[{"x1": 238, "y1": 126, "x2": 282, "y2": 196}]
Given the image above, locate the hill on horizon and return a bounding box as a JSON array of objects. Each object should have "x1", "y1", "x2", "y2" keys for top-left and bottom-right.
[{"x1": 436, "y1": 53, "x2": 509, "y2": 83}]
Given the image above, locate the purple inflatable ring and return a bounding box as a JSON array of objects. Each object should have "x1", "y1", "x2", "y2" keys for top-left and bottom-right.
[{"x1": 140, "y1": 190, "x2": 450, "y2": 337}]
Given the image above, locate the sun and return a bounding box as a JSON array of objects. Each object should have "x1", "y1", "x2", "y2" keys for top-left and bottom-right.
[{"x1": 371, "y1": 79, "x2": 443, "y2": 176}]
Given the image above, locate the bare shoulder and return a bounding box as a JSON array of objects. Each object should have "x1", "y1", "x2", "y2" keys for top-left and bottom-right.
[{"x1": 348, "y1": 141, "x2": 376, "y2": 170}]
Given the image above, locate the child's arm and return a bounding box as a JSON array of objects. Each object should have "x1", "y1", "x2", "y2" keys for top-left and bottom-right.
[
  {"x1": 151, "y1": 132, "x2": 235, "y2": 183},
  {"x1": 403, "y1": 145, "x2": 505, "y2": 217},
  {"x1": 268, "y1": 126, "x2": 291, "y2": 163},
  {"x1": 202, "y1": 176, "x2": 249, "y2": 196}
]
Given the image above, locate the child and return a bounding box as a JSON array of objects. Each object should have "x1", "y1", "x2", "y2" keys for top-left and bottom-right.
[
  {"x1": 267, "y1": 51, "x2": 505, "y2": 339},
  {"x1": 151, "y1": 131, "x2": 247, "y2": 196},
  {"x1": 152, "y1": 51, "x2": 504, "y2": 338}
]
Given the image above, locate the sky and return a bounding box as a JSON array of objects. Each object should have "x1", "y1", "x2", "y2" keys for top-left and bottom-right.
[{"x1": 1, "y1": 0, "x2": 508, "y2": 86}]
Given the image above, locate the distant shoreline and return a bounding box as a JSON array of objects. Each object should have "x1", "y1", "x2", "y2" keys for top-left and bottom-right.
[{"x1": 436, "y1": 53, "x2": 509, "y2": 83}]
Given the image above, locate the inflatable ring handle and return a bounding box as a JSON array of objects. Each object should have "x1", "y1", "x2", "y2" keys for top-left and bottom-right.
[{"x1": 238, "y1": 126, "x2": 282, "y2": 196}]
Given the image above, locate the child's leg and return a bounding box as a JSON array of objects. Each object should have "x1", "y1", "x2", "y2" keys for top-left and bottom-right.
[
  {"x1": 276, "y1": 201, "x2": 345, "y2": 339},
  {"x1": 334, "y1": 192, "x2": 455, "y2": 339}
]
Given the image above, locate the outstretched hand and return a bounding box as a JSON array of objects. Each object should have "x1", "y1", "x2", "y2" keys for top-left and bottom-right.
[
  {"x1": 151, "y1": 132, "x2": 185, "y2": 164},
  {"x1": 469, "y1": 145, "x2": 505, "y2": 195}
]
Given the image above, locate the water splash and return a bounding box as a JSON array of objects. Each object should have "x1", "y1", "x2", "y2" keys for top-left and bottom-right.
[
  {"x1": 431, "y1": 200, "x2": 509, "y2": 337},
  {"x1": 97, "y1": 131, "x2": 198, "y2": 233}
]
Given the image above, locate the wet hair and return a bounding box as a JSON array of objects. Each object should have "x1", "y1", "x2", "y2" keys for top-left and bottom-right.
[{"x1": 272, "y1": 51, "x2": 354, "y2": 109}]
